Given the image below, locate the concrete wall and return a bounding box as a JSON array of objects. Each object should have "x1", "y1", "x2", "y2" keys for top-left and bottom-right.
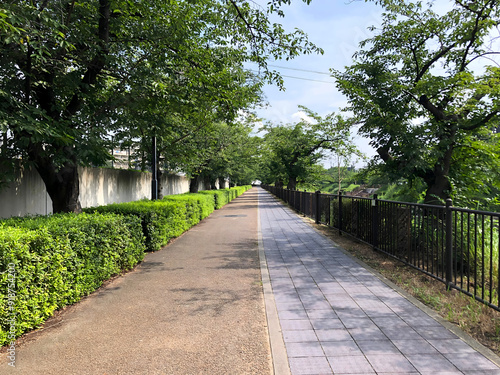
[
  {"x1": 0, "y1": 166, "x2": 53, "y2": 218},
  {"x1": 0, "y1": 167, "x2": 207, "y2": 218}
]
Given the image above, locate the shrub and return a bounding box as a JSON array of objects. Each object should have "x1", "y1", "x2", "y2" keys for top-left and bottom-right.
[
  {"x1": 0, "y1": 213, "x2": 145, "y2": 346},
  {"x1": 198, "y1": 186, "x2": 251, "y2": 209},
  {"x1": 163, "y1": 193, "x2": 215, "y2": 223},
  {"x1": 84, "y1": 200, "x2": 186, "y2": 252},
  {"x1": 198, "y1": 190, "x2": 229, "y2": 210}
]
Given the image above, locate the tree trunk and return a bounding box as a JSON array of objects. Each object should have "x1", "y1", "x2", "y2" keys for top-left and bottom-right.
[
  {"x1": 423, "y1": 144, "x2": 454, "y2": 205},
  {"x1": 189, "y1": 175, "x2": 200, "y2": 193},
  {"x1": 287, "y1": 176, "x2": 297, "y2": 190},
  {"x1": 219, "y1": 178, "x2": 226, "y2": 189},
  {"x1": 37, "y1": 162, "x2": 82, "y2": 214},
  {"x1": 203, "y1": 175, "x2": 211, "y2": 190},
  {"x1": 210, "y1": 178, "x2": 217, "y2": 190},
  {"x1": 423, "y1": 171, "x2": 451, "y2": 205}
]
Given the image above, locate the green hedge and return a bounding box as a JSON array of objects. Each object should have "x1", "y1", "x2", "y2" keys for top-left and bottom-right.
[
  {"x1": 85, "y1": 187, "x2": 251, "y2": 252},
  {"x1": 0, "y1": 213, "x2": 145, "y2": 346},
  {"x1": 198, "y1": 186, "x2": 252, "y2": 209},
  {"x1": 85, "y1": 193, "x2": 217, "y2": 252},
  {"x1": 163, "y1": 193, "x2": 215, "y2": 222}
]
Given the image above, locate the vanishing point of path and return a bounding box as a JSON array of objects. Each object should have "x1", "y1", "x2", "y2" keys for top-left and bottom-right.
[{"x1": 3, "y1": 187, "x2": 500, "y2": 374}]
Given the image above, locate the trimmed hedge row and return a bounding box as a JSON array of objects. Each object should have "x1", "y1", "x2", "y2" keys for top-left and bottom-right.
[
  {"x1": 0, "y1": 186, "x2": 251, "y2": 346},
  {"x1": 84, "y1": 186, "x2": 251, "y2": 252},
  {"x1": 0, "y1": 213, "x2": 145, "y2": 346},
  {"x1": 199, "y1": 186, "x2": 249, "y2": 209}
]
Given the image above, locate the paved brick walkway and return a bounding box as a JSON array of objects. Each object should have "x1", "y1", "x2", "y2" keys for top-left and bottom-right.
[{"x1": 258, "y1": 188, "x2": 500, "y2": 375}]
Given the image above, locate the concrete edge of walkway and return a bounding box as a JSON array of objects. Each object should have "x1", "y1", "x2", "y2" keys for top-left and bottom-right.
[
  {"x1": 286, "y1": 202, "x2": 500, "y2": 368},
  {"x1": 258, "y1": 191, "x2": 292, "y2": 375}
]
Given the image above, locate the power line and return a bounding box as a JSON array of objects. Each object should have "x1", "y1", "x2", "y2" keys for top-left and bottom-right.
[
  {"x1": 280, "y1": 74, "x2": 335, "y2": 84},
  {"x1": 249, "y1": 69, "x2": 335, "y2": 85},
  {"x1": 267, "y1": 64, "x2": 332, "y2": 76}
]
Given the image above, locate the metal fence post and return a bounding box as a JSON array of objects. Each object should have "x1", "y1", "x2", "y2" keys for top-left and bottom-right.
[
  {"x1": 372, "y1": 194, "x2": 379, "y2": 249},
  {"x1": 302, "y1": 190, "x2": 306, "y2": 216},
  {"x1": 445, "y1": 198, "x2": 453, "y2": 289},
  {"x1": 315, "y1": 191, "x2": 321, "y2": 224},
  {"x1": 338, "y1": 191, "x2": 343, "y2": 235}
]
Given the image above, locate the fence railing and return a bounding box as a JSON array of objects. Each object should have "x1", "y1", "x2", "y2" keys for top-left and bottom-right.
[{"x1": 262, "y1": 185, "x2": 500, "y2": 312}]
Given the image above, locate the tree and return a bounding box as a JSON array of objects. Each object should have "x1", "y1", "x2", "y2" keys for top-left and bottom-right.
[
  {"x1": 0, "y1": 0, "x2": 322, "y2": 213},
  {"x1": 333, "y1": 0, "x2": 500, "y2": 205},
  {"x1": 259, "y1": 107, "x2": 361, "y2": 190}
]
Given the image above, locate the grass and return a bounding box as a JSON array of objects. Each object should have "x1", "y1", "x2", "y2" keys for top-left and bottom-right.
[{"x1": 309, "y1": 219, "x2": 500, "y2": 356}]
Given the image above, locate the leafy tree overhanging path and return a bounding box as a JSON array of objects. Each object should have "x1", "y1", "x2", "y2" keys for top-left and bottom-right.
[{"x1": 4, "y1": 188, "x2": 500, "y2": 374}]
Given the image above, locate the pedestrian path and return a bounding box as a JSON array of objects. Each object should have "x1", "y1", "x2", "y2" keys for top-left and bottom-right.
[{"x1": 257, "y1": 188, "x2": 500, "y2": 375}]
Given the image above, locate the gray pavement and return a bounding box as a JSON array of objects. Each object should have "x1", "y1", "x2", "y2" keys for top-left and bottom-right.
[{"x1": 257, "y1": 188, "x2": 500, "y2": 375}]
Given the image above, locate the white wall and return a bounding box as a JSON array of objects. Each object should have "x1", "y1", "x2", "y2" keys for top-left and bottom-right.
[
  {"x1": 0, "y1": 166, "x2": 52, "y2": 218},
  {"x1": 0, "y1": 167, "x2": 203, "y2": 218}
]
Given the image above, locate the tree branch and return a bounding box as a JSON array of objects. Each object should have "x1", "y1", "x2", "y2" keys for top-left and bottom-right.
[{"x1": 63, "y1": 0, "x2": 110, "y2": 119}]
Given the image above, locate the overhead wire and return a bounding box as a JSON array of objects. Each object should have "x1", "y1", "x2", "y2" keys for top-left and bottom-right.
[{"x1": 247, "y1": 62, "x2": 334, "y2": 84}]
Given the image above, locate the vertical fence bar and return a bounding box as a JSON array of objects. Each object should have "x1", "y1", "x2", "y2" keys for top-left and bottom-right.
[
  {"x1": 338, "y1": 191, "x2": 343, "y2": 236},
  {"x1": 445, "y1": 198, "x2": 453, "y2": 289},
  {"x1": 372, "y1": 194, "x2": 379, "y2": 249},
  {"x1": 315, "y1": 191, "x2": 320, "y2": 224}
]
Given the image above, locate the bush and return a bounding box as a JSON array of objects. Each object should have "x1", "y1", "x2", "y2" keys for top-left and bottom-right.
[
  {"x1": 163, "y1": 193, "x2": 215, "y2": 223},
  {"x1": 199, "y1": 186, "x2": 252, "y2": 209},
  {"x1": 84, "y1": 200, "x2": 187, "y2": 252},
  {"x1": 198, "y1": 190, "x2": 230, "y2": 209},
  {"x1": 0, "y1": 213, "x2": 145, "y2": 346}
]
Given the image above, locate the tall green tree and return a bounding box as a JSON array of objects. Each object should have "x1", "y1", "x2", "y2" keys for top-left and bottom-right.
[
  {"x1": 159, "y1": 118, "x2": 260, "y2": 192},
  {"x1": 0, "y1": 0, "x2": 321, "y2": 212},
  {"x1": 259, "y1": 107, "x2": 361, "y2": 190},
  {"x1": 333, "y1": 0, "x2": 500, "y2": 205}
]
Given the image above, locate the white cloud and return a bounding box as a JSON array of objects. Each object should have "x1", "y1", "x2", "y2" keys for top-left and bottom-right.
[{"x1": 291, "y1": 111, "x2": 315, "y2": 124}]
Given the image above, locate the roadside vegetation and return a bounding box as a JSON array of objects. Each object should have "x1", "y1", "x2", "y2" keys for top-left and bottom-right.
[{"x1": 2, "y1": 0, "x2": 500, "y2": 354}]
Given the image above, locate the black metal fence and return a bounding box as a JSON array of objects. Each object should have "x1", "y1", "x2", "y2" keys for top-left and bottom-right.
[{"x1": 262, "y1": 185, "x2": 500, "y2": 312}]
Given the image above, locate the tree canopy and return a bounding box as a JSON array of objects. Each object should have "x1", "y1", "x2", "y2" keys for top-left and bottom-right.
[
  {"x1": 0, "y1": 0, "x2": 322, "y2": 212},
  {"x1": 333, "y1": 0, "x2": 500, "y2": 206},
  {"x1": 259, "y1": 107, "x2": 361, "y2": 190}
]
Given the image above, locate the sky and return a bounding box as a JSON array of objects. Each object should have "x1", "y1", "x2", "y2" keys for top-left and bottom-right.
[{"x1": 248, "y1": 0, "x2": 387, "y2": 168}]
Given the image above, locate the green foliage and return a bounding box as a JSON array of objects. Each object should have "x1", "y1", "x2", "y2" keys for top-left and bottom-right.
[
  {"x1": 314, "y1": 166, "x2": 361, "y2": 194},
  {"x1": 85, "y1": 186, "x2": 251, "y2": 251},
  {"x1": 0, "y1": 213, "x2": 145, "y2": 346},
  {"x1": 199, "y1": 190, "x2": 231, "y2": 209},
  {"x1": 259, "y1": 106, "x2": 362, "y2": 190},
  {"x1": 84, "y1": 200, "x2": 188, "y2": 252},
  {"x1": 164, "y1": 193, "x2": 215, "y2": 223},
  {"x1": 333, "y1": 0, "x2": 500, "y2": 205},
  {"x1": 0, "y1": 0, "x2": 321, "y2": 212},
  {"x1": 161, "y1": 121, "x2": 260, "y2": 188}
]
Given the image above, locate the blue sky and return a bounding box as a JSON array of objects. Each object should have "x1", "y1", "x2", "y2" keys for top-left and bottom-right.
[{"x1": 248, "y1": 0, "x2": 386, "y2": 166}]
